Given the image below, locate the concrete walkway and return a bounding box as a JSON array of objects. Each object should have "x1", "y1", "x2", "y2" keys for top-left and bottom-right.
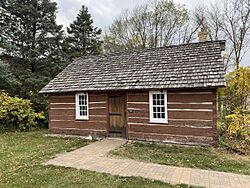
[{"x1": 44, "y1": 138, "x2": 250, "y2": 188}]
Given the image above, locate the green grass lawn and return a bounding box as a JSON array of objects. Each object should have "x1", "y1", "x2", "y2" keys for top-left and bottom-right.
[
  {"x1": 0, "y1": 129, "x2": 197, "y2": 188},
  {"x1": 110, "y1": 142, "x2": 250, "y2": 175}
]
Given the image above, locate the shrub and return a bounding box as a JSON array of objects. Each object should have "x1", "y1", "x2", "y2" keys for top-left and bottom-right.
[
  {"x1": 0, "y1": 92, "x2": 44, "y2": 130},
  {"x1": 218, "y1": 109, "x2": 250, "y2": 155},
  {"x1": 222, "y1": 66, "x2": 250, "y2": 116},
  {"x1": 226, "y1": 109, "x2": 250, "y2": 141},
  {"x1": 218, "y1": 67, "x2": 250, "y2": 155}
]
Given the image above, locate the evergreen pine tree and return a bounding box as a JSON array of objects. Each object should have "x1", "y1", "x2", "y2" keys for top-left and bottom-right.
[
  {"x1": 65, "y1": 5, "x2": 102, "y2": 59},
  {"x1": 0, "y1": 0, "x2": 67, "y2": 113}
]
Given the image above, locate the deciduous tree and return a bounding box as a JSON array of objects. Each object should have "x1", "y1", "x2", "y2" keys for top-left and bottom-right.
[
  {"x1": 103, "y1": 0, "x2": 194, "y2": 53},
  {"x1": 195, "y1": 0, "x2": 250, "y2": 70}
]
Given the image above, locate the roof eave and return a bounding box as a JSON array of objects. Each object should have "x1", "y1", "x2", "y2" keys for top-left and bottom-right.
[{"x1": 39, "y1": 85, "x2": 226, "y2": 94}]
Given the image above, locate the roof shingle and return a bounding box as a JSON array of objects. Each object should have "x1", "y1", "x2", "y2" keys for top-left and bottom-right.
[{"x1": 40, "y1": 40, "x2": 226, "y2": 93}]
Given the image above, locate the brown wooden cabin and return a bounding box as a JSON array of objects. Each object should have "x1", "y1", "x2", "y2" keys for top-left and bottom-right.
[{"x1": 40, "y1": 41, "x2": 226, "y2": 146}]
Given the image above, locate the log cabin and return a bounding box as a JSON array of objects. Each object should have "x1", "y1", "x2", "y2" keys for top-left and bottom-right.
[{"x1": 40, "y1": 40, "x2": 226, "y2": 145}]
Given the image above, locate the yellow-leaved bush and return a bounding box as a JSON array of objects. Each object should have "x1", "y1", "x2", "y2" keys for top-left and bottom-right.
[
  {"x1": 218, "y1": 67, "x2": 250, "y2": 154},
  {"x1": 226, "y1": 109, "x2": 250, "y2": 141},
  {"x1": 0, "y1": 92, "x2": 44, "y2": 130},
  {"x1": 223, "y1": 66, "x2": 250, "y2": 115}
]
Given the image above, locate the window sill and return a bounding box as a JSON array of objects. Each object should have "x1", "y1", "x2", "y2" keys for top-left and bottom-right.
[
  {"x1": 75, "y1": 118, "x2": 89, "y2": 121},
  {"x1": 149, "y1": 121, "x2": 168, "y2": 125}
]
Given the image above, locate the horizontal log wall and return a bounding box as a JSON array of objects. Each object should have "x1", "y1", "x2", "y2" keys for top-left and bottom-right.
[
  {"x1": 48, "y1": 89, "x2": 217, "y2": 145},
  {"x1": 48, "y1": 92, "x2": 108, "y2": 137},
  {"x1": 127, "y1": 90, "x2": 217, "y2": 145}
]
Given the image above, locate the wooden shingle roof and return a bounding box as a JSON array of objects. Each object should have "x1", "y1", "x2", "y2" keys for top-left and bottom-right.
[{"x1": 40, "y1": 41, "x2": 226, "y2": 93}]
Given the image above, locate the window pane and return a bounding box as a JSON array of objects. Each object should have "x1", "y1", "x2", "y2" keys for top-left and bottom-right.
[
  {"x1": 161, "y1": 99, "x2": 164, "y2": 105},
  {"x1": 160, "y1": 94, "x2": 164, "y2": 99},
  {"x1": 156, "y1": 99, "x2": 160, "y2": 105},
  {"x1": 161, "y1": 107, "x2": 165, "y2": 113},
  {"x1": 153, "y1": 99, "x2": 156, "y2": 105},
  {"x1": 157, "y1": 94, "x2": 160, "y2": 100},
  {"x1": 157, "y1": 107, "x2": 161, "y2": 112},
  {"x1": 153, "y1": 94, "x2": 156, "y2": 100},
  {"x1": 153, "y1": 107, "x2": 156, "y2": 113},
  {"x1": 162, "y1": 113, "x2": 165, "y2": 118}
]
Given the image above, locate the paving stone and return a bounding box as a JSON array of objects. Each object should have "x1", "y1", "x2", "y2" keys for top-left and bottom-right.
[{"x1": 44, "y1": 138, "x2": 250, "y2": 188}]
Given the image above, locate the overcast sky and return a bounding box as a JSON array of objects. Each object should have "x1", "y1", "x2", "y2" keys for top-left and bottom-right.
[
  {"x1": 53, "y1": 0, "x2": 249, "y2": 67},
  {"x1": 53, "y1": 0, "x2": 209, "y2": 31}
]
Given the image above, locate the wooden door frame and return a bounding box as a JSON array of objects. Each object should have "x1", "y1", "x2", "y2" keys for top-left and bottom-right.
[{"x1": 106, "y1": 92, "x2": 127, "y2": 138}]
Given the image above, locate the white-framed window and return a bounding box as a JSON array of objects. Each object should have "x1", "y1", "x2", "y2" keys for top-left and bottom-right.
[
  {"x1": 149, "y1": 91, "x2": 168, "y2": 123},
  {"x1": 75, "y1": 93, "x2": 89, "y2": 120}
]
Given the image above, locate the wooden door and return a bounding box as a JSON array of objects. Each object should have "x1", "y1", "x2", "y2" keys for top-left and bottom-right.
[{"x1": 108, "y1": 94, "x2": 126, "y2": 137}]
